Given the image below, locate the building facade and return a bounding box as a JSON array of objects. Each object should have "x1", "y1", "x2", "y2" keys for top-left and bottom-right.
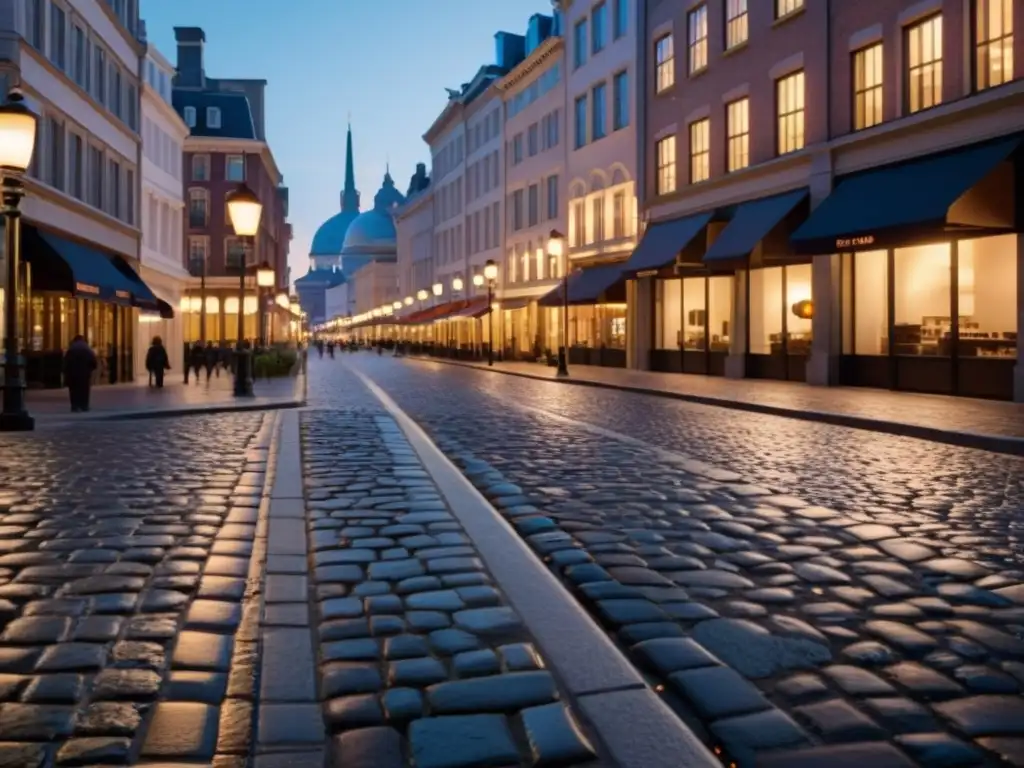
[
  {"x1": 561, "y1": 0, "x2": 638, "y2": 368},
  {"x1": 395, "y1": 185, "x2": 435, "y2": 304},
  {"x1": 424, "y1": 99, "x2": 467, "y2": 303},
  {"x1": 498, "y1": 14, "x2": 566, "y2": 360},
  {"x1": 631, "y1": 0, "x2": 1024, "y2": 401},
  {"x1": 173, "y1": 27, "x2": 291, "y2": 347},
  {"x1": 0, "y1": 0, "x2": 161, "y2": 387},
  {"x1": 137, "y1": 37, "x2": 188, "y2": 377}
]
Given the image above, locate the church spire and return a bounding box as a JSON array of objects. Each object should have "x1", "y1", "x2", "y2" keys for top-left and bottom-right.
[{"x1": 341, "y1": 122, "x2": 359, "y2": 212}]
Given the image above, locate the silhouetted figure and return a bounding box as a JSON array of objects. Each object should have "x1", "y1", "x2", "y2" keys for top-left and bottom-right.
[
  {"x1": 189, "y1": 342, "x2": 204, "y2": 384},
  {"x1": 327, "y1": 341, "x2": 335, "y2": 358},
  {"x1": 64, "y1": 335, "x2": 97, "y2": 412},
  {"x1": 204, "y1": 341, "x2": 218, "y2": 380},
  {"x1": 145, "y1": 336, "x2": 170, "y2": 388}
]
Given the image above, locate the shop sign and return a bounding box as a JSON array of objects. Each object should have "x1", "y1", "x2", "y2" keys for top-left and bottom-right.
[
  {"x1": 635, "y1": 269, "x2": 658, "y2": 278},
  {"x1": 835, "y1": 235, "x2": 875, "y2": 249},
  {"x1": 76, "y1": 282, "x2": 100, "y2": 295},
  {"x1": 115, "y1": 290, "x2": 130, "y2": 300}
]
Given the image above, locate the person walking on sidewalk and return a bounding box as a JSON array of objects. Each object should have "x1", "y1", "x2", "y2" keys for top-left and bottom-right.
[
  {"x1": 145, "y1": 336, "x2": 171, "y2": 389},
  {"x1": 204, "y1": 341, "x2": 218, "y2": 381},
  {"x1": 188, "y1": 342, "x2": 204, "y2": 384},
  {"x1": 64, "y1": 335, "x2": 97, "y2": 413}
]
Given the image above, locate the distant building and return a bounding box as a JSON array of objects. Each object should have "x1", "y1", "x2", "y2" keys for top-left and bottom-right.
[{"x1": 173, "y1": 27, "x2": 291, "y2": 345}]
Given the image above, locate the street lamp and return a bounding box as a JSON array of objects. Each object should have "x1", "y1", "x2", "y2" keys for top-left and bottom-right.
[
  {"x1": 226, "y1": 181, "x2": 263, "y2": 397},
  {"x1": 0, "y1": 90, "x2": 39, "y2": 432},
  {"x1": 432, "y1": 282, "x2": 443, "y2": 298},
  {"x1": 483, "y1": 259, "x2": 498, "y2": 367},
  {"x1": 392, "y1": 300, "x2": 402, "y2": 310},
  {"x1": 472, "y1": 273, "x2": 484, "y2": 288},
  {"x1": 417, "y1": 289, "x2": 428, "y2": 302},
  {"x1": 256, "y1": 260, "x2": 274, "y2": 348},
  {"x1": 452, "y1": 276, "x2": 463, "y2": 292},
  {"x1": 548, "y1": 229, "x2": 568, "y2": 378}
]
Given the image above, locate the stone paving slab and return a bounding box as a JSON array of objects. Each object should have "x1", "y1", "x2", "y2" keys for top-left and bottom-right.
[
  {"x1": 337, "y1": 355, "x2": 1024, "y2": 768},
  {"x1": 410, "y1": 356, "x2": 1024, "y2": 454},
  {"x1": 0, "y1": 410, "x2": 276, "y2": 766},
  {"x1": 298, "y1": 379, "x2": 611, "y2": 768}
]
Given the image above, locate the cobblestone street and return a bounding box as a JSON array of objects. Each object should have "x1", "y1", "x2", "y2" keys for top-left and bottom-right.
[
  {"x1": 0, "y1": 412, "x2": 270, "y2": 766},
  {"x1": 336, "y1": 354, "x2": 1024, "y2": 767}
]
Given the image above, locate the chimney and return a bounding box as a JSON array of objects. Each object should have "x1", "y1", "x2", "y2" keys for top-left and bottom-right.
[
  {"x1": 173, "y1": 27, "x2": 206, "y2": 89},
  {"x1": 494, "y1": 31, "x2": 525, "y2": 70}
]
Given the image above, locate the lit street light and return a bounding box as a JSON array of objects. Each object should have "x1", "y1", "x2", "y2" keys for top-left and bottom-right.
[
  {"x1": 0, "y1": 90, "x2": 39, "y2": 431},
  {"x1": 483, "y1": 259, "x2": 498, "y2": 367},
  {"x1": 548, "y1": 229, "x2": 568, "y2": 378},
  {"x1": 226, "y1": 179, "x2": 264, "y2": 397}
]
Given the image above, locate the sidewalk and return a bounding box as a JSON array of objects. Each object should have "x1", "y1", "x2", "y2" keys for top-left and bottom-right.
[
  {"x1": 411, "y1": 356, "x2": 1024, "y2": 455},
  {"x1": 27, "y1": 370, "x2": 305, "y2": 424}
]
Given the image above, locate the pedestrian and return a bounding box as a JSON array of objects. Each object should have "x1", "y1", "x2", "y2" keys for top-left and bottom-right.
[
  {"x1": 204, "y1": 341, "x2": 218, "y2": 381},
  {"x1": 63, "y1": 334, "x2": 97, "y2": 413},
  {"x1": 189, "y1": 342, "x2": 204, "y2": 384},
  {"x1": 145, "y1": 336, "x2": 171, "y2": 388},
  {"x1": 327, "y1": 340, "x2": 335, "y2": 358}
]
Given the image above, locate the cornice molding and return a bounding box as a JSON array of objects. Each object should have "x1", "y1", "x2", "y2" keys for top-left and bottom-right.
[{"x1": 496, "y1": 36, "x2": 563, "y2": 92}]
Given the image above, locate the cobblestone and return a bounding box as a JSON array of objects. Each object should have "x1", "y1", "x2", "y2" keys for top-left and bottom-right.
[
  {"x1": 302, "y1": 377, "x2": 602, "y2": 768},
  {"x1": 0, "y1": 412, "x2": 266, "y2": 763},
  {"x1": 335, "y1": 356, "x2": 1024, "y2": 767}
]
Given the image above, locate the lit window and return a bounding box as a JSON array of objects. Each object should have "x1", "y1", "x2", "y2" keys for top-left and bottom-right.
[
  {"x1": 656, "y1": 135, "x2": 676, "y2": 195},
  {"x1": 853, "y1": 43, "x2": 883, "y2": 130},
  {"x1": 726, "y1": 98, "x2": 749, "y2": 172},
  {"x1": 655, "y1": 34, "x2": 675, "y2": 92},
  {"x1": 726, "y1": 0, "x2": 748, "y2": 49},
  {"x1": 974, "y1": 0, "x2": 1013, "y2": 90},
  {"x1": 906, "y1": 15, "x2": 943, "y2": 113},
  {"x1": 206, "y1": 106, "x2": 221, "y2": 129},
  {"x1": 775, "y1": 0, "x2": 804, "y2": 19},
  {"x1": 776, "y1": 70, "x2": 805, "y2": 155},
  {"x1": 183, "y1": 106, "x2": 196, "y2": 128},
  {"x1": 688, "y1": 5, "x2": 708, "y2": 74},
  {"x1": 689, "y1": 119, "x2": 710, "y2": 183}
]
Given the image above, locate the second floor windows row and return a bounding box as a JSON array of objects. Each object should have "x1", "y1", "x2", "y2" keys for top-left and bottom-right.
[
  {"x1": 573, "y1": 70, "x2": 630, "y2": 150},
  {"x1": 190, "y1": 154, "x2": 248, "y2": 183}
]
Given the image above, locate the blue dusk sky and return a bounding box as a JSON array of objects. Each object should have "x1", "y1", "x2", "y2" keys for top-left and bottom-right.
[{"x1": 140, "y1": 0, "x2": 552, "y2": 284}]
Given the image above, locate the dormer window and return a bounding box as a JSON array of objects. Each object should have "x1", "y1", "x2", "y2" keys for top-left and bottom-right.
[
  {"x1": 206, "y1": 107, "x2": 221, "y2": 129},
  {"x1": 183, "y1": 106, "x2": 196, "y2": 128}
]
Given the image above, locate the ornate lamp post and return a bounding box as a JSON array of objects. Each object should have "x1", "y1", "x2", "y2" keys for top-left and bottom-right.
[
  {"x1": 483, "y1": 259, "x2": 498, "y2": 367},
  {"x1": 547, "y1": 230, "x2": 568, "y2": 378},
  {"x1": 450, "y1": 276, "x2": 463, "y2": 353},
  {"x1": 289, "y1": 296, "x2": 300, "y2": 342},
  {"x1": 225, "y1": 182, "x2": 263, "y2": 397},
  {"x1": 473, "y1": 273, "x2": 484, "y2": 359},
  {"x1": 256, "y1": 260, "x2": 274, "y2": 348},
  {"x1": 0, "y1": 90, "x2": 39, "y2": 432}
]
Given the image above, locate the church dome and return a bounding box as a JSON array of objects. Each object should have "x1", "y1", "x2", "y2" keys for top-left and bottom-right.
[
  {"x1": 310, "y1": 210, "x2": 359, "y2": 257},
  {"x1": 341, "y1": 169, "x2": 405, "y2": 260}
]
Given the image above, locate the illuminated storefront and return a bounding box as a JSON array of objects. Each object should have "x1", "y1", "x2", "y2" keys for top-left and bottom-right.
[{"x1": 538, "y1": 263, "x2": 627, "y2": 367}]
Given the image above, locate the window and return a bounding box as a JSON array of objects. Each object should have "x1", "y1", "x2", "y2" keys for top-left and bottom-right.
[
  {"x1": 69, "y1": 134, "x2": 83, "y2": 200},
  {"x1": 112, "y1": 68, "x2": 122, "y2": 117},
  {"x1": 775, "y1": 0, "x2": 804, "y2": 19},
  {"x1": 726, "y1": 98, "x2": 750, "y2": 172},
  {"x1": 688, "y1": 5, "x2": 708, "y2": 74},
  {"x1": 656, "y1": 135, "x2": 676, "y2": 195},
  {"x1": 726, "y1": 0, "x2": 748, "y2": 49},
  {"x1": 94, "y1": 47, "x2": 106, "y2": 104},
  {"x1": 527, "y1": 123, "x2": 538, "y2": 156},
  {"x1": 225, "y1": 236, "x2": 247, "y2": 271},
  {"x1": 574, "y1": 19, "x2": 588, "y2": 68},
  {"x1": 511, "y1": 189, "x2": 524, "y2": 231},
  {"x1": 189, "y1": 188, "x2": 208, "y2": 227},
  {"x1": 613, "y1": 70, "x2": 629, "y2": 130},
  {"x1": 592, "y1": 83, "x2": 607, "y2": 140},
  {"x1": 126, "y1": 169, "x2": 135, "y2": 225},
  {"x1": 73, "y1": 26, "x2": 87, "y2": 87},
  {"x1": 544, "y1": 110, "x2": 560, "y2": 148},
  {"x1": 226, "y1": 155, "x2": 245, "y2": 182},
  {"x1": 592, "y1": 2, "x2": 607, "y2": 54},
  {"x1": 974, "y1": 0, "x2": 1013, "y2": 90},
  {"x1": 689, "y1": 119, "x2": 710, "y2": 183},
  {"x1": 655, "y1": 35, "x2": 675, "y2": 92},
  {"x1": 47, "y1": 117, "x2": 64, "y2": 190},
  {"x1": 183, "y1": 106, "x2": 196, "y2": 128},
  {"x1": 906, "y1": 15, "x2": 943, "y2": 113},
  {"x1": 574, "y1": 95, "x2": 588, "y2": 148},
  {"x1": 191, "y1": 154, "x2": 209, "y2": 181},
  {"x1": 776, "y1": 70, "x2": 805, "y2": 155},
  {"x1": 127, "y1": 84, "x2": 137, "y2": 130},
  {"x1": 853, "y1": 43, "x2": 884, "y2": 130},
  {"x1": 546, "y1": 175, "x2": 558, "y2": 220},
  {"x1": 109, "y1": 158, "x2": 121, "y2": 218},
  {"x1": 188, "y1": 236, "x2": 208, "y2": 274},
  {"x1": 592, "y1": 197, "x2": 605, "y2": 243},
  {"x1": 206, "y1": 107, "x2": 221, "y2": 129},
  {"x1": 612, "y1": 191, "x2": 626, "y2": 239},
  {"x1": 572, "y1": 200, "x2": 585, "y2": 246},
  {"x1": 89, "y1": 146, "x2": 103, "y2": 208},
  {"x1": 50, "y1": 3, "x2": 66, "y2": 71},
  {"x1": 26, "y1": 0, "x2": 44, "y2": 49},
  {"x1": 528, "y1": 184, "x2": 539, "y2": 227},
  {"x1": 614, "y1": 0, "x2": 628, "y2": 39}
]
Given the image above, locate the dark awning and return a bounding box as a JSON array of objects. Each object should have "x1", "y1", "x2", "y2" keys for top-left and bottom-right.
[
  {"x1": 111, "y1": 259, "x2": 161, "y2": 311},
  {"x1": 24, "y1": 227, "x2": 136, "y2": 305},
  {"x1": 791, "y1": 135, "x2": 1021, "y2": 254},
  {"x1": 623, "y1": 211, "x2": 713, "y2": 275},
  {"x1": 157, "y1": 299, "x2": 175, "y2": 320},
  {"x1": 704, "y1": 189, "x2": 809, "y2": 268},
  {"x1": 538, "y1": 264, "x2": 626, "y2": 307}
]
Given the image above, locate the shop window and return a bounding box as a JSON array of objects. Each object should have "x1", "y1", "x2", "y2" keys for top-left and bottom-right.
[
  {"x1": 853, "y1": 43, "x2": 884, "y2": 130},
  {"x1": 906, "y1": 14, "x2": 943, "y2": 113},
  {"x1": 750, "y1": 268, "x2": 783, "y2": 354},
  {"x1": 776, "y1": 71, "x2": 805, "y2": 155},
  {"x1": 726, "y1": 0, "x2": 748, "y2": 50},
  {"x1": 655, "y1": 34, "x2": 675, "y2": 92},
  {"x1": 688, "y1": 5, "x2": 708, "y2": 74},
  {"x1": 726, "y1": 98, "x2": 749, "y2": 172},
  {"x1": 974, "y1": 0, "x2": 1014, "y2": 91},
  {"x1": 682, "y1": 277, "x2": 706, "y2": 350},
  {"x1": 689, "y1": 118, "x2": 710, "y2": 183},
  {"x1": 656, "y1": 279, "x2": 681, "y2": 349},
  {"x1": 849, "y1": 249, "x2": 889, "y2": 355},
  {"x1": 786, "y1": 263, "x2": 813, "y2": 355},
  {"x1": 708, "y1": 276, "x2": 732, "y2": 351},
  {"x1": 957, "y1": 234, "x2": 1017, "y2": 359},
  {"x1": 894, "y1": 243, "x2": 951, "y2": 356}
]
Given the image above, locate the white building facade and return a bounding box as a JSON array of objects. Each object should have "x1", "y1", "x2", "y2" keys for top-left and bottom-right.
[
  {"x1": 563, "y1": 0, "x2": 639, "y2": 368},
  {"x1": 463, "y1": 89, "x2": 503, "y2": 301},
  {"x1": 137, "y1": 41, "x2": 188, "y2": 376},
  {"x1": 395, "y1": 188, "x2": 435, "y2": 305},
  {"x1": 424, "y1": 103, "x2": 466, "y2": 302},
  {"x1": 0, "y1": 0, "x2": 149, "y2": 387}
]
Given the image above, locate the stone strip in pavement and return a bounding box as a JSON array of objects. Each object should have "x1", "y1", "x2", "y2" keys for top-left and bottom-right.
[
  {"x1": 348, "y1": 367, "x2": 719, "y2": 768},
  {"x1": 409, "y1": 357, "x2": 1024, "y2": 458},
  {"x1": 256, "y1": 409, "x2": 327, "y2": 766}
]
